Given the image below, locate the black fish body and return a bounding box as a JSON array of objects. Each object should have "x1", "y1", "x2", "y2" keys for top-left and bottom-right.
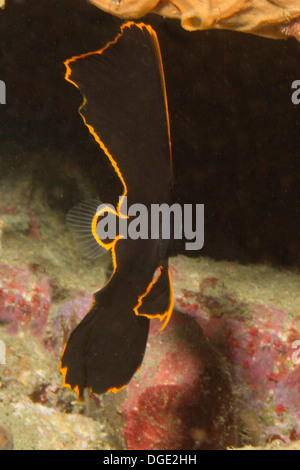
[{"x1": 60, "y1": 23, "x2": 173, "y2": 397}]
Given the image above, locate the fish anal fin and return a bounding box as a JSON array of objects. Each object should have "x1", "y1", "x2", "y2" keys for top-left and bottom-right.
[{"x1": 135, "y1": 264, "x2": 174, "y2": 330}]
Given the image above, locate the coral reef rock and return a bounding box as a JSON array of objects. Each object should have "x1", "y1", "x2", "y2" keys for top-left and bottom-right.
[
  {"x1": 104, "y1": 256, "x2": 300, "y2": 450},
  {"x1": 171, "y1": 256, "x2": 300, "y2": 447},
  {"x1": 120, "y1": 311, "x2": 238, "y2": 450}
]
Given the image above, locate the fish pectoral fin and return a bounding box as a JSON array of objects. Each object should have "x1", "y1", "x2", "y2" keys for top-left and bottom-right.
[{"x1": 66, "y1": 199, "x2": 108, "y2": 259}]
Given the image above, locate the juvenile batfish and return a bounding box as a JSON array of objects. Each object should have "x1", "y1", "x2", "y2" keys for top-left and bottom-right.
[{"x1": 60, "y1": 22, "x2": 174, "y2": 397}]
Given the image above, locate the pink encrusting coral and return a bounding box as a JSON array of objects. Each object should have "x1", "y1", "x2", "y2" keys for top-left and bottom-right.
[
  {"x1": 169, "y1": 257, "x2": 300, "y2": 446},
  {"x1": 0, "y1": 261, "x2": 94, "y2": 348},
  {"x1": 121, "y1": 311, "x2": 238, "y2": 450},
  {"x1": 0, "y1": 264, "x2": 50, "y2": 336}
]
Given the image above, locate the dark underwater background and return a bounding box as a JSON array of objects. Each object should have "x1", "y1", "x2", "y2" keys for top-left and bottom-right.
[{"x1": 0, "y1": 0, "x2": 299, "y2": 268}]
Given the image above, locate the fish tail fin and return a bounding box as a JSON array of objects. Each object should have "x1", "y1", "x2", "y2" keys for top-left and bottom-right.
[{"x1": 60, "y1": 294, "x2": 150, "y2": 398}]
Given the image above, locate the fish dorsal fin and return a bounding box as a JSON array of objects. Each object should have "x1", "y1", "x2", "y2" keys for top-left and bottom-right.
[{"x1": 66, "y1": 199, "x2": 107, "y2": 259}]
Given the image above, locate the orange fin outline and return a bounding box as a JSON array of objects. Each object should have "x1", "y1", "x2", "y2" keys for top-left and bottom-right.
[{"x1": 61, "y1": 22, "x2": 173, "y2": 397}]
